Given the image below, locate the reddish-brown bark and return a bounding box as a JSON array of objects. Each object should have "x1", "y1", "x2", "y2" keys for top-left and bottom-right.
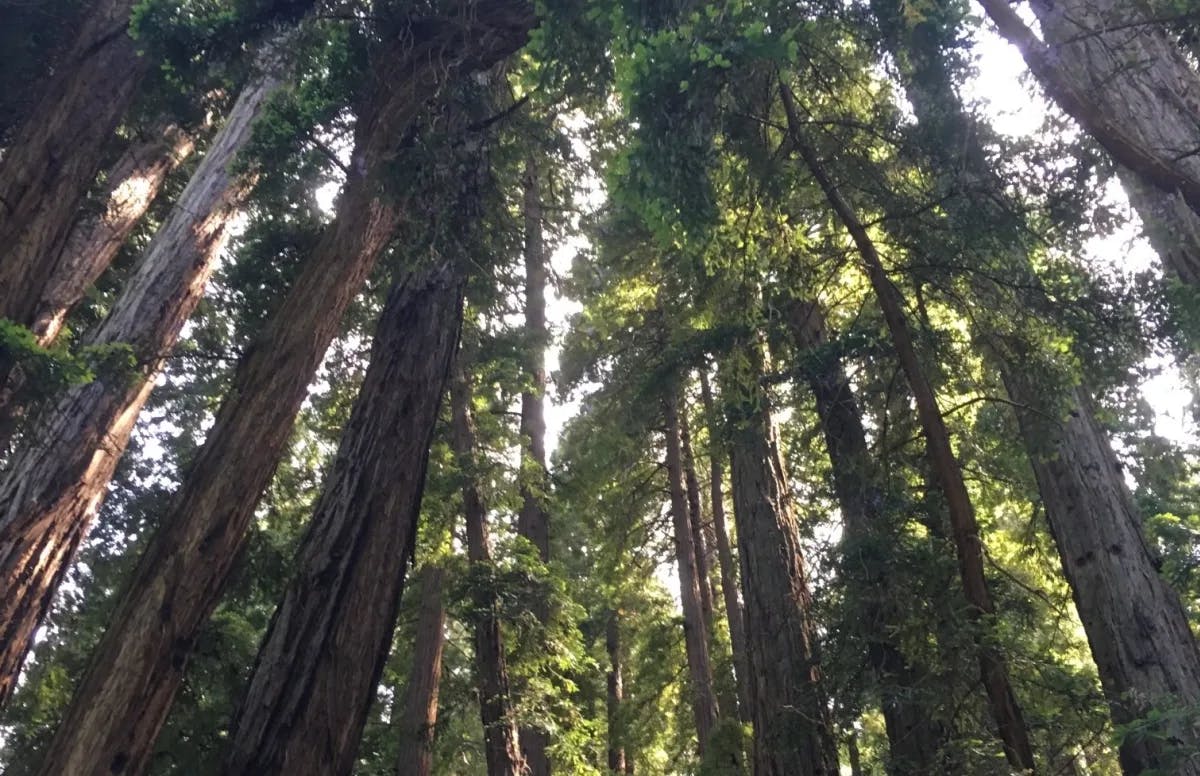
[{"x1": 395, "y1": 564, "x2": 449, "y2": 776}]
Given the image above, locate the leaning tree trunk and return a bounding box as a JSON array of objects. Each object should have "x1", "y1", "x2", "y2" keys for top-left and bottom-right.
[
  {"x1": 698, "y1": 369, "x2": 752, "y2": 723},
  {"x1": 31, "y1": 121, "x2": 196, "y2": 346},
  {"x1": 394, "y1": 564, "x2": 449, "y2": 776},
  {"x1": 1009, "y1": 378, "x2": 1200, "y2": 774},
  {"x1": 223, "y1": 263, "x2": 464, "y2": 776},
  {"x1": 449, "y1": 357, "x2": 527, "y2": 776},
  {"x1": 718, "y1": 339, "x2": 839, "y2": 776},
  {"x1": 873, "y1": 8, "x2": 1200, "y2": 769},
  {"x1": 664, "y1": 383, "x2": 720, "y2": 754},
  {"x1": 0, "y1": 0, "x2": 150, "y2": 325},
  {"x1": 34, "y1": 10, "x2": 534, "y2": 773},
  {"x1": 607, "y1": 610, "x2": 628, "y2": 775},
  {"x1": 975, "y1": 0, "x2": 1200, "y2": 285},
  {"x1": 787, "y1": 299, "x2": 947, "y2": 773},
  {"x1": 679, "y1": 407, "x2": 716, "y2": 636},
  {"x1": 0, "y1": 54, "x2": 285, "y2": 707},
  {"x1": 779, "y1": 81, "x2": 1036, "y2": 772},
  {"x1": 517, "y1": 156, "x2": 553, "y2": 776}
]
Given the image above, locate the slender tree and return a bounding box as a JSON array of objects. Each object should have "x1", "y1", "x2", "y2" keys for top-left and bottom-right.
[
  {"x1": 449, "y1": 356, "x2": 527, "y2": 776},
  {"x1": 663, "y1": 381, "x2": 720, "y2": 753},
  {"x1": 394, "y1": 564, "x2": 449, "y2": 776},
  {"x1": 517, "y1": 156, "x2": 553, "y2": 775},
  {"x1": 679, "y1": 406, "x2": 716, "y2": 635},
  {"x1": 606, "y1": 610, "x2": 628, "y2": 775},
  {"x1": 698, "y1": 368, "x2": 752, "y2": 722},
  {"x1": 34, "y1": 8, "x2": 534, "y2": 772},
  {"x1": 0, "y1": 45, "x2": 287, "y2": 705}
]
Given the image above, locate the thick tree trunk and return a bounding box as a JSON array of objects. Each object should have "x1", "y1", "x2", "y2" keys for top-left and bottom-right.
[
  {"x1": 32, "y1": 122, "x2": 196, "y2": 345},
  {"x1": 679, "y1": 407, "x2": 716, "y2": 635},
  {"x1": 517, "y1": 157, "x2": 552, "y2": 775},
  {"x1": 787, "y1": 300, "x2": 947, "y2": 774},
  {"x1": 779, "y1": 82, "x2": 1036, "y2": 771},
  {"x1": 222, "y1": 264, "x2": 463, "y2": 776},
  {"x1": 1010, "y1": 380, "x2": 1200, "y2": 774},
  {"x1": 719, "y1": 340, "x2": 839, "y2": 776},
  {"x1": 663, "y1": 383, "x2": 720, "y2": 754},
  {"x1": 873, "y1": 10, "x2": 1200, "y2": 770},
  {"x1": 606, "y1": 610, "x2": 628, "y2": 775},
  {"x1": 0, "y1": 0, "x2": 149, "y2": 325},
  {"x1": 395, "y1": 564, "x2": 449, "y2": 776},
  {"x1": 34, "y1": 10, "x2": 534, "y2": 773},
  {"x1": 449, "y1": 358, "x2": 526, "y2": 776},
  {"x1": 697, "y1": 369, "x2": 752, "y2": 723},
  {"x1": 0, "y1": 57, "x2": 284, "y2": 707},
  {"x1": 976, "y1": 0, "x2": 1200, "y2": 285}
]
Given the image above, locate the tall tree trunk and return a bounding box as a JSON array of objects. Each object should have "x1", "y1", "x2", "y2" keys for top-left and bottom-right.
[
  {"x1": 679, "y1": 406, "x2": 716, "y2": 635},
  {"x1": 778, "y1": 81, "x2": 1036, "y2": 771},
  {"x1": 975, "y1": 0, "x2": 1200, "y2": 285},
  {"x1": 719, "y1": 338, "x2": 838, "y2": 776},
  {"x1": 872, "y1": 9, "x2": 1200, "y2": 769},
  {"x1": 1010, "y1": 379, "x2": 1200, "y2": 774},
  {"x1": 787, "y1": 299, "x2": 947, "y2": 773},
  {"x1": 0, "y1": 54, "x2": 285, "y2": 706},
  {"x1": 34, "y1": 10, "x2": 534, "y2": 773},
  {"x1": 698, "y1": 369, "x2": 752, "y2": 723},
  {"x1": 663, "y1": 382, "x2": 720, "y2": 754},
  {"x1": 394, "y1": 564, "x2": 449, "y2": 776},
  {"x1": 222, "y1": 263, "x2": 464, "y2": 776},
  {"x1": 31, "y1": 121, "x2": 196, "y2": 346},
  {"x1": 0, "y1": 0, "x2": 149, "y2": 325},
  {"x1": 449, "y1": 357, "x2": 527, "y2": 776},
  {"x1": 606, "y1": 610, "x2": 628, "y2": 775},
  {"x1": 517, "y1": 156, "x2": 552, "y2": 775}
]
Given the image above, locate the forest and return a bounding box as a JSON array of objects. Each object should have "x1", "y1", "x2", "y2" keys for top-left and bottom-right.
[{"x1": 0, "y1": 0, "x2": 1199, "y2": 773}]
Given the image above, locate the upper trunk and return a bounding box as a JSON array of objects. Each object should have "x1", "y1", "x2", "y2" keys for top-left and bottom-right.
[
  {"x1": 719, "y1": 338, "x2": 838, "y2": 776},
  {"x1": 976, "y1": 0, "x2": 1200, "y2": 285},
  {"x1": 787, "y1": 299, "x2": 948, "y2": 773},
  {"x1": 517, "y1": 156, "x2": 552, "y2": 775},
  {"x1": 394, "y1": 564, "x2": 449, "y2": 776},
  {"x1": 0, "y1": 53, "x2": 285, "y2": 707},
  {"x1": 31, "y1": 121, "x2": 196, "y2": 346},
  {"x1": 0, "y1": 0, "x2": 150, "y2": 326},
  {"x1": 679, "y1": 407, "x2": 716, "y2": 636},
  {"x1": 449, "y1": 357, "x2": 527, "y2": 776},
  {"x1": 34, "y1": 10, "x2": 534, "y2": 773},
  {"x1": 664, "y1": 383, "x2": 720, "y2": 753},
  {"x1": 223, "y1": 263, "x2": 463, "y2": 776},
  {"x1": 779, "y1": 81, "x2": 1035, "y2": 771}
]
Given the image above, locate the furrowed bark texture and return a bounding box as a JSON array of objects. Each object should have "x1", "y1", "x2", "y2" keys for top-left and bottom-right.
[
  {"x1": 606, "y1": 611, "x2": 628, "y2": 775},
  {"x1": 1010, "y1": 380, "x2": 1200, "y2": 774},
  {"x1": 0, "y1": 0, "x2": 149, "y2": 324},
  {"x1": 698, "y1": 369, "x2": 752, "y2": 722},
  {"x1": 787, "y1": 300, "x2": 946, "y2": 774},
  {"x1": 32, "y1": 122, "x2": 196, "y2": 345},
  {"x1": 0, "y1": 60, "x2": 283, "y2": 707},
  {"x1": 224, "y1": 263, "x2": 464, "y2": 776},
  {"x1": 395, "y1": 564, "x2": 449, "y2": 776},
  {"x1": 720, "y1": 341, "x2": 838, "y2": 776},
  {"x1": 679, "y1": 408, "x2": 716, "y2": 636},
  {"x1": 449, "y1": 359, "x2": 527, "y2": 776},
  {"x1": 976, "y1": 0, "x2": 1200, "y2": 285},
  {"x1": 779, "y1": 81, "x2": 1036, "y2": 771},
  {"x1": 517, "y1": 157, "x2": 552, "y2": 775},
  {"x1": 664, "y1": 385, "x2": 720, "y2": 753},
  {"x1": 874, "y1": 10, "x2": 1200, "y2": 770},
  {"x1": 36, "y1": 8, "x2": 534, "y2": 773}
]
